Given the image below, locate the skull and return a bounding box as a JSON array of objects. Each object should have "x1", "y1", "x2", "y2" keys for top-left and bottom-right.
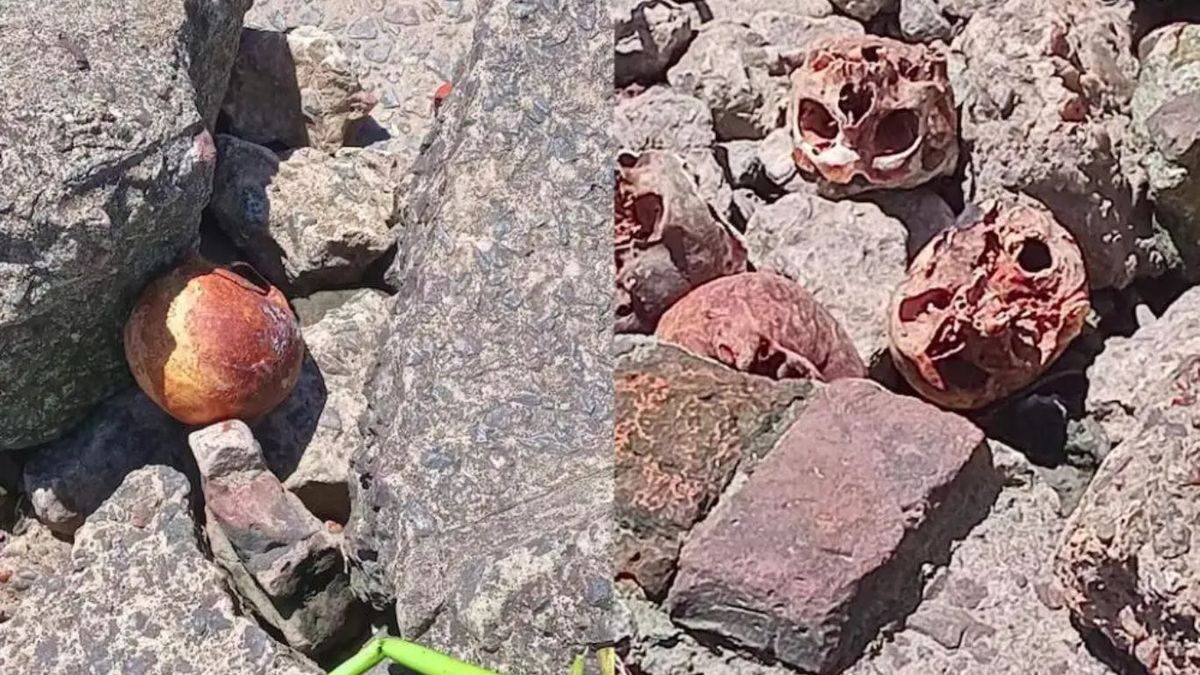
[
  {"x1": 615, "y1": 151, "x2": 746, "y2": 333},
  {"x1": 888, "y1": 194, "x2": 1090, "y2": 410},
  {"x1": 656, "y1": 271, "x2": 866, "y2": 382},
  {"x1": 788, "y1": 36, "x2": 959, "y2": 196}
]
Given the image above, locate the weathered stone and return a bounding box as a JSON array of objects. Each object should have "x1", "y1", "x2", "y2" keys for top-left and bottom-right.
[
  {"x1": 845, "y1": 442, "x2": 1109, "y2": 674},
  {"x1": 221, "y1": 27, "x2": 377, "y2": 151},
  {"x1": 859, "y1": 188, "x2": 956, "y2": 257},
  {"x1": 748, "y1": 11, "x2": 864, "y2": 57},
  {"x1": 831, "y1": 0, "x2": 896, "y2": 20},
  {"x1": 745, "y1": 193, "x2": 908, "y2": 363},
  {"x1": 192, "y1": 421, "x2": 363, "y2": 657},
  {"x1": 0, "y1": 0, "x2": 245, "y2": 449},
  {"x1": 209, "y1": 134, "x2": 399, "y2": 295},
  {"x1": 667, "y1": 22, "x2": 782, "y2": 140},
  {"x1": 718, "y1": 140, "x2": 763, "y2": 188},
  {"x1": 690, "y1": 0, "x2": 835, "y2": 26},
  {"x1": 899, "y1": 0, "x2": 954, "y2": 42},
  {"x1": 1086, "y1": 286, "x2": 1200, "y2": 446},
  {"x1": 614, "y1": 0, "x2": 694, "y2": 86},
  {"x1": 256, "y1": 288, "x2": 390, "y2": 523},
  {"x1": 952, "y1": 0, "x2": 1172, "y2": 289},
  {"x1": 343, "y1": 0, "x2": 613, "y2": 671},
  {"x1": 614, "y1": 341, "x2": 815, "y2": 599},
  {"x1": 23, "y1": 389, "x2": 189, "y2": 535},
  {"x1": 615, "y1": 86, "x2": 715, "y2": 153},
  {"x1": 667, "y1": 379, "x2": 994, "y2": 673},
  {"x1": 0, "y1": 520, "x2": 71, "y2": 625},
  {"x1": 1057, "y1": 357, "x2": 1200, "y2": 675},
  {"x1": 0, "y1": 466, "x2": 320, "y2": 673}
]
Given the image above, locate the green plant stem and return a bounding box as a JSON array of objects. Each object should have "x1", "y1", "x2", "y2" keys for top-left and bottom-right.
[{"x1": 327, "y1": 637, "x2": 502, "y2": 675}]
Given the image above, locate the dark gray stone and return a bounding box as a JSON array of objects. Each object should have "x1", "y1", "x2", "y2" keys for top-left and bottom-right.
[{"x1": 343, "y1": 0, "x2": 613, "y2": 672}]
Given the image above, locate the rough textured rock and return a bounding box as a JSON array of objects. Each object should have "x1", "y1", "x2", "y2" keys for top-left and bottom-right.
[
  {"x1": 1057, "y1": 357, "x2": 1200, "y2": 675},
  {"x1": 691, "y1": 0, "x2": 835, "y2": 26},
  {"x1": 192, "y1": 421, "x2": 362, "y2": 657},
  {"x1": 23, "y1": 389, "x2": 189, "y2": 535},
  {"x1": 657, "y1": 272, "x2": 866, "y2": 381},
  {"x1": 210, "y1": 135, "x2": 399, "y2": 295},
  {"x1": 615, "y1": 86, "x2": 715, "y2": 153},
  {"x1": 0, "y1": 466, "x2": 320, "y2": 673},
  {"x1": 221, "y1": 26, "x2": 376, "y2": 152},
  {"x1": 845, "y1": 443, "x2": 1110, "y2": 675},
  {"x1": 1087, "y1": 286, "x2": 1200, "y2": 446},
  {"x1": 255, "y1": 288, "x2": 389, "y2": 523},
  {"x1": 667, "y1": 379, "x2": 995, "y2": 673},
  {"x1": 614, "y1": 0, "x2": 695, "y2": 86},
  {"x1": 0, "y1": 0, "x2": 244, "y2": 450},
  {"x1": 748, "y1": 11, "x2": 863, "y2": 54},
  {"x1": 343, "y1": 0, "x2": 613, "y2": 671},
  {"x1": 614, "y1": 341, "x2": 815, "y2": 599},
  {"x1": 745, "y1": 193, "x2": 908, "y2": 363},
  {"x1": 951, "y1": 0, "x2": 1172, "y2": 290},
  {"x1": 860, "y1": 188, "x2": 956, "y2": 257},
  {"x1": 899, "y1": 0, "x2": 954, "y2": 42},
  {"x1": 831, "y1": 0, "x2": 896, "y2": 20},
  {"x1": 0, "y1": 520, "x2": 71, "y2": 624},
  {"x1": 667, "y1": 22, "x2": 782, "y2": 140}
]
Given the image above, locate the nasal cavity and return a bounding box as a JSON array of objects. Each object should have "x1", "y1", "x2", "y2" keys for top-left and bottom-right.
[{"x1": 838, "y1": 83, "x2": 874, "y2": 123}]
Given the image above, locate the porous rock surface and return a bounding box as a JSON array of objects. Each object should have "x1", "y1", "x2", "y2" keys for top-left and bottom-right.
[
  {"x1": 343, "y1": 0, "x2": 613, "y2": 672},
  {"x1": 0, "y1": 466, "x2": 320, "y2": 674},
  {"x1": 0, "y1": 0, "x2": 249, "y2": 450}
]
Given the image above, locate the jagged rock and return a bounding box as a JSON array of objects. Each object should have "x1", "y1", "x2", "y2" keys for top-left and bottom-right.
[
  {"x1": 255, "y1": 289, "x2": 390, "y2": 523},
  {"x1": 614, "y1": 0, "x2": 695, "y2": 87},
  {"x1": 343, "y1": 0, "x2": 613, "y2": 671},
  {"x1": 221, "y1": 26, "x2": 376, "y2": 152},
  {"x1": 845, "y1": 442, "x2": 1109, "y2": 674},
  {"x1": 718, "y1": 140, "x2": 763, "y2": 188},
  {"x1": 668, "y1": 379, "x2": 995, "y2": 673},
  {"x1": 0, "y1": 466, "x2": 320, "y2": 673},
  {"x1": 615, "y1": 86, "x2": 716, "y2": 153},
  {"x1": 860, "y1": 188, "x2": 957, "y2": 257},
  {"x1": 689, "y1": 0, "x2": 835, "y2": 26},
  {"x1": 747, "y1": 11, "x2": 864, "y2": 57},
  {"x1": 667, "y1": 22, "x2": 782, "y2": 140},
  {"x1": 23, "y1": 389, "x2": 189, "y2": 535},
  {"x1": 952, "y1": 0, "x2": 1173, "y2": 290},
  {"x1": 745, "y1": 193, "x2": 909, "y2": 364},
  {"x1": 1057, "y1": 357, "x2": 1200, "y2": 674},
  {"x1": 1086, "y1": 286, "x2": 1200, "y2": 447},
  {"x1": 192, "y1": 421, "x2": 363, "y2": 657},
  {"x1": 0, "y1": 520, "x2": 71, "y2": 624},
  {"x1": 244, "y1": 0, "x2": 476, "y2": 163},
  {"x1": 209, "y1": 135, "x2": 399, "y2": 295},
  {"x1": 0, "y1": 0, "x2": 246, "y2": 450},
  {"x1": 615, "y1": 341, "x2": 815, "y2": 599},
  {"x1": 831, "y1": 0, "x2": 896, "y2": 20},
  {"x1": 899, "y1": 0, "x2": 954, "y2": 42}
]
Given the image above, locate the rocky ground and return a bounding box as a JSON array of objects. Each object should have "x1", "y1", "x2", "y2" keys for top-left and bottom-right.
[{"x1": 613, "y1": 0, "x2": 1200, "y2": 673}]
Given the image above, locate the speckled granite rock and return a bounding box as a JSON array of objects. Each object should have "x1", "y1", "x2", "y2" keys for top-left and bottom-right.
[
  {"x1": 0, "y1": 466, "x2": 320, "y2": 674},
  {"x1": 342, "y1": 0, "x2": 613, "y2": 672},
  {"x1": 0, "y1": 0, "x2": 247, "y2": 450},
  {"x1": 0, "y1": 520, "x2": 71, "y2": 625}
]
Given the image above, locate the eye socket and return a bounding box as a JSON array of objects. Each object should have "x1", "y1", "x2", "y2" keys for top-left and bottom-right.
[
  {"x1": 797, "y1": 99, "x2": 838, "y2": 142},
  {"x1": 1017, "y1": 238, "x2": 1052, "y2": 273},
  {"x1": 898, "y1": 288, "x2": 952, "y2": 322},
  {"x1": 874, "y1": 109, "x2": 920, "y2": 156}
]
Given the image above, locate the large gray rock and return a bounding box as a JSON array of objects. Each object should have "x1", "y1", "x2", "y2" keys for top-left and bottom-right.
[
  {"x1": 688, "y1": 0, "x2": 835, "y2": 26},
  {"x1": 0, "y1": 466, "x2": 320, "y2": 674},
  {"x1": 0, "y1": 0, "x2": 249, "y2": 450},
  {"x1": 343, "y1": 0, "x2": 613, "y2": 672},
  {"x1": 0, "y1": 520, "x2": 71, "y2": 625},
  {"x1": 209, "y1": 134, "x2": 399, "y2": 295},
  {"x1": 614, "y1": 0, "x2": 695, "y2": 87}
]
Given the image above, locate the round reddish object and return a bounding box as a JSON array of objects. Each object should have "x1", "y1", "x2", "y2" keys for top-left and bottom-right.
[{"x1": 123, "y1": 257, "x2": 305, "y2": 426}]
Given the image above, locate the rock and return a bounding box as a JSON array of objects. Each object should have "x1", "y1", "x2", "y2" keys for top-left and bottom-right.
[
  {"x1": 830, "y1": 0, "x2": 896, "y2": 20},
  {"x1": 667, "y1": 22, "x2": 782, "y2": 140},
  {"x1": 244, "y1": 0, "x2": 476, "y2": 163},
  {"x1": 1086, "y1": 286, "x2": 1200, "y2": 447},
  {"x1": 0, "y1": 520, "x2": 71, "y2": 624},
  {"x1": 255, "y1": 289, "x2": 390, "y2": 523},
  {"x1": 1129, "y1": 23, "x2": 1200, "y2": 277},
  {"x1": 859, "y1": 188, "x2": 956, "y2": 257},
  {"x1": 23, "y1": 389, "x2": 189, "y2": 535},
  {"x1": 1057, "y1": 357, "x2": 1200, "y2": 674},
  {"x1": 614, "y1": 0, "x2": 695, "y2": 86},
  {"x1": 614, "y1": 341, "x2": 816, "y2": 599},
  {"x1": 899, "y1": 0, "x2": 954, "y2": 42},
  {"x1": 209, "y1": 135, "x2": 399, "y2": 295},
  {"x1": 667, "y1": 379, "x2": 995, "y2": 673},
  {"x1": 615, "y1": 86, "x2": 716, "y2": 154},
  {"x1": 748, "y1": 12, "x2": 864, "y2": 55},
  {"x1": 745, "y1": 193, "x2": 909, "y2": 364},
  {"x1": 718, "y1": 140, "x2": 763, "y2": 188},
  {"x1": 221, "y1": 27, "x2": 377, "y2": 151},
  {"x1": 757, "y1": 127, "x2": 803, "y2": 189},
  {"x1": 343, "y1": 0, "x2": 613, "y2": 671},
  {"x1": 0, "y1": 466, "x2": 320, "y2": 674},
  {"x1": 692, "y1": 0, "x2": 835, "y2": 26},
  {"x1": 844, "y1": 442, "x2": 1110, "y2": 674},
  {"x1": 191, "y1": 421, "x2": 363, "y2": 657},
  {"x1": 0, "y1": 0, "x2": 241, "y2": 449},
  {"x1": 952, "y1": 0, "x2": 1172, "y2": 290}
]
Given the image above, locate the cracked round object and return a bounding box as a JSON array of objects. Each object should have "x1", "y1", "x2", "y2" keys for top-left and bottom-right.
[
  {"x1": 615, "y1": 150, "x2": 746, "y2": 334},
  {"x1": 788, "y1": 35, "x2": 958, "y2": 196},
  {"x1": 656, "y1": 271, "x2": 866, "y2": 381},
  {"x1": 888, "y1": 195, "x2": 1090, "y2": 410},
  {"x1": 123, "y1": 257, "x2": 306, "y2": 426}
]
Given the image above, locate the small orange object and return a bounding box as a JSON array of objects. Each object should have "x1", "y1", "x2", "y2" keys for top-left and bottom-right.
[
  {"x1": 433, "y1": 81, "x2": 453, "y2": 113},
  {"x1": 123, "y1": 256, "x2": 305, "y2": 426}
]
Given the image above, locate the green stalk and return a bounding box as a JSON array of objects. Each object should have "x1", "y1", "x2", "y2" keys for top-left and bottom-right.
[{"x1": 327, "y1": 637, "x2": 502, "y2": 675}]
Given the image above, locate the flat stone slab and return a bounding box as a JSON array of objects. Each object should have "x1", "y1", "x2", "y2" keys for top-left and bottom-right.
[
  {"x1": 668, "y1": 379, "x2": 995, "y2": 673},
  {"x1": 615, "y1": 340, "x2": 815, "y2": 599}
]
